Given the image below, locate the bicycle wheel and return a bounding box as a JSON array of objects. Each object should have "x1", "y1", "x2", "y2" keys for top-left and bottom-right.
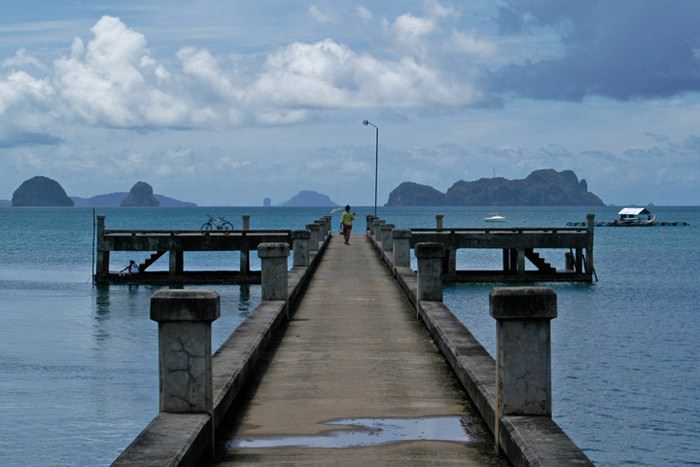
[
  {"x1": 220, "y1": 221, "x2": 234, "y2": 230},
  {"x1": 201, "y1": 222, "x2": 213, "y2": 231}
]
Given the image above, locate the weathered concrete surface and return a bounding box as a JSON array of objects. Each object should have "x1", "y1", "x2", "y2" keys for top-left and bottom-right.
[
  {"x1": 211, "y1": 235, "x2": 505, "y2": 466},
  {"x1": 380, "y1": 235, "x2": 593, "y2": 466},
  {"x1": 113, "y1": 234, "x2": 330, "y2": 467}
]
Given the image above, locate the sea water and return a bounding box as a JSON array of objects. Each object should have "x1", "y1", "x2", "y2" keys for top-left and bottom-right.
[{"x1": 0, "y1": 206, "x2": 698, "y2": 466}]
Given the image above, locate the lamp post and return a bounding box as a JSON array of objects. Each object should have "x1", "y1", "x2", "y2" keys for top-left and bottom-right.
[{"x1": 362, "y1": 119, "x2": 379, "y2": 218}]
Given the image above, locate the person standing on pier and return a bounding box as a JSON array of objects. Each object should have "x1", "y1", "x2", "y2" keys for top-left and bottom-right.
[{"x1": 340, "y1": 205, "x2": 356, "y2": 245}]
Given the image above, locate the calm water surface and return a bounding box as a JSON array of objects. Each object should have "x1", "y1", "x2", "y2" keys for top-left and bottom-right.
[{"x1": 1, "y1": 206, "x2": 698, "y2": 466}]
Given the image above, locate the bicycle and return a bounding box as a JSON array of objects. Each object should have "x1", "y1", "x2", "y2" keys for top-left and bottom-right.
[{"x1": 201, "y1": 214, "x2": 234, "y2": 231}]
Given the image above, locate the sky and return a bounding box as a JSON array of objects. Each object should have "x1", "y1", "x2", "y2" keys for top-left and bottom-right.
[{"x1": 1, "y1": 0, "x2": 700, "y2": 206}]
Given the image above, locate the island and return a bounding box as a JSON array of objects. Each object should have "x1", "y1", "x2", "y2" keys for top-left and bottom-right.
[
  {"x1": 11, "y1": 176, "x2": 74, "y2": 207},
  {"x1": 121, "y1": 181, "x2": 160, "y2": 207},
  {"x1": 281, "y1": 190, "x2": 338, "y2": 207},
  {"x1": 386, "y1": 169, "x2": 604, "y2": 206}
]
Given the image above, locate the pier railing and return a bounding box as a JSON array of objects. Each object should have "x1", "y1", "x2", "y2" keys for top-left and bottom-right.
[
  {"x1": 366, "y1": 220, "x2": 594, "y2": 465},
  {"x1": 366, "y1": 213, "x2": 595, "y2": 282},
  {"x1": 94, "y1": 215, "x2": 332, "y2": 285},
  {"x1": 112, "y1": 216, "x2": 332, "y2": 466}
]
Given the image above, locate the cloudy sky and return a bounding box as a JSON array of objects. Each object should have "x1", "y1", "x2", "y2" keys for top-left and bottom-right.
[{"x1": 1, "y1": 0, "x2": 699, "y2": 206}]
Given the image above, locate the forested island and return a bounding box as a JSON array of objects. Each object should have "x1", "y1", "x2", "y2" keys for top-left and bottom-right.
[
  {"x1": 8, "y1": 176, "x2": 195, "y2": 207},
  {"x1": 386, "y1": 169, "x2": 604, "y2": 206}
]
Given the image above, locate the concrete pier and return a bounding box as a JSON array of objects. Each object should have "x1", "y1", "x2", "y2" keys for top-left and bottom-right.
[
  {"x1": 211, "y1": 234, "x2": 503, "y2": 465},
  {"x1": 113, "y1": 218, "x2": 593, "y2": 467}
]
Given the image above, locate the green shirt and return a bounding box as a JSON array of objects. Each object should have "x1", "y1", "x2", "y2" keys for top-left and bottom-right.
[{"x1": 341, "y1": 211, "x2": 355, "y2": 225}]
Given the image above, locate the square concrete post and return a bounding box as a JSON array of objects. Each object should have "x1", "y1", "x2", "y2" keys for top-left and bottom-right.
[
  {"x1": 435, "y1": 214, "x2": 444, "y2": 230},
  {"x1": 415, "y1": 242, "x2": 445, "y2": 303},
  {"x1": 257, "y1": 242, "x2": 289, "y2": 300},
  {"x1": 240, "y1": 214, "x2": 250, "y2": 274},
  {"x1": 392, "y1": 229, "x2": 412, "y2": 268},
  {"x1": 169, "y1": 244, "x2": 183, "y2": 283},
  {"x1": 380, "y1": 223, "x2": 395, "y2": 252},
  {"x1": 585, "y1": 213, "x2": 595, "y2": 275},
  {"x1": 306, "y1": 224, "x2": 320, "y2": 253},
  {"x1": 321, "y1": 216, "x2": 332, "y2": 238},
  {"x1": 95, "y1": 214, "x2": 109, "y2": 282},
  {"x1": 315, "y1": 220, "x2": 326, "y2": 241},
  {"x1": 291, "y1": 230, "x2": 310, "y2": 267},
  {"x1": 366, "y1": 215, "x2": 375, "y2": 232},
  {"x1": 372, "y1": 219, "x2": 384, "y2": 238},
  {"x1": 517, "y1": 248, "x2": 525, "y2": 274},
  {"x1": 150, "y1": 289, "x2": 220, "y2": 414},
  {"x1": 489, "y1": 287, "x2": 557, "y2": 448}
]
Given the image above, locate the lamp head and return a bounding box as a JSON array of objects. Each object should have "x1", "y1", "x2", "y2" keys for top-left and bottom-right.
[{"x1": 362, "y1": 120, "x2": 369, "y2": 126}]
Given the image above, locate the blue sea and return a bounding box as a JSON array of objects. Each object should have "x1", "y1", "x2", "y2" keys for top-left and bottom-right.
[{"x1": 1, "y1": 206, "x2": 698, "y2": 466}]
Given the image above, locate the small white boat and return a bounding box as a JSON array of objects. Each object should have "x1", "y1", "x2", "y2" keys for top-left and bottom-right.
[{"x1": 484, "y1": 213, "x2": 506, "y2": 223}]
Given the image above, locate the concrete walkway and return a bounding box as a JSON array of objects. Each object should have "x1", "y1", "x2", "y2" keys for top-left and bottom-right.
[{"x1": 211, "y1": 234, "x2": 505, "y2": 466}]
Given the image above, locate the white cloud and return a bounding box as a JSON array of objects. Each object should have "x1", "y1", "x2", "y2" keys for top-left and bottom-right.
[
  {"x1": 1, "y1": 12, "x2": 489, "y2": 131},
  {"x1": 309, "y1": 5, "x2": 332, "y2": 24},
  {"x1": 245, "y1": 38, "x2": 479, "y2": 114},
  {"x1": 391, "y1": 13, "x2": 435, "y2": 44},
  {"x1": 52, "y1": 16, "x2": 196, "y2": 127},
  {"x1": 2, "y1": 49, "x2": 46, "y2": 71},
  {"x1": 357, "y1": 6, "x2": 372, "y2": 20},
  {"x1": 0, "y1": 70, "x2": 53, "y2": 114},
  {"x1": 424, "y1": 0, "x2": 459, "y2": 20},
  {"x1": 450, "y1": 30, "x2": 496, "y2": 57},
  {"x1": 176, "y1": 46, "x2": 238, "y2": 99}
]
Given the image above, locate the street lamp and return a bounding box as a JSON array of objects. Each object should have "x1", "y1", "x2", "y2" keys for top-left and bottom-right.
[{"x1": 362, "y1": 119, "x2": 379, "y2": 218}]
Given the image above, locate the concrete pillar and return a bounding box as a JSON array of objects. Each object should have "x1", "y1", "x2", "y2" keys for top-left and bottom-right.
[
  {"x1": 315, "y1": 220, "x2": 326, "y2": 241},
  {"x1": 435, "y1": 214, "x2": 444, "y2": 230},
  {"x1": 240, "y1": 215, "x2": 250, "y2": 274},
  {"x1": 392, "y1": 229, "x2": 412, "y2": 268},
  {"x1": 322, "y1": 216, "x2": 332, "y2": 237},
  {"x1": 375, "y1": 222, "x2": 386, "y2": 245},
  {"x1": 169, "y1": 246, "x2": 183, "y2": 282},
  {"x1": 150, "y1": 289, "x2": 220, "y2": 413},
  {"x1": 380, "y1": 224, "x2": 395, "y2": 252},
  {"x1": 369, "y1": 218, "x2": 378, "y2": 237},
  {"x1": 257, "y1": 243, "x2": 289, "y2": 300},
  {"x1": 366, "y1": 215, "x2": 376, "y2": 232},
  {"x1": 517, "y1": 248, "x2": 525, "y2": 274},
  {"x1": 586, "y1": 213, "x2": 595, "y2": 275},
  {"x1": 372, "y1": 219, "x2": 384, "y2": 238},
  {"x1": 95, "y1": 215, "x2": 109, "y2": 281},
  {"x1": 489, "y1": 287, "x2": 557, "y2": 418},
  {"x1": 415, "y1": 242, "x2": 445, "y2": 302},
  {"x1": 291, "y1": 230, "x2": 310, "y2": 267},
  {"x1": 306, "y1": 223, "x2": 320, "y2": 253},
  {"x1": 565, "y1": 251, "x2": 575, "y2": 271},
  {"x1": 445, "y1": 248, "x2": 457, "y2": 276}
]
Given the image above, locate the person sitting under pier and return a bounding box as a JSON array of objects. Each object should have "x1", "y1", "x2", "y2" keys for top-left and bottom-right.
[{"x1": 119, "y1": 260, "x2": 139, "y2": 276}]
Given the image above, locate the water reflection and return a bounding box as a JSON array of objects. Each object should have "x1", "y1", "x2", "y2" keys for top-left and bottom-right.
[
  {"x1": 229, "y1": 416, "x2": 473, "y2": 449},
  {"x1": 238, "y1": 283, "x2": 251, "y2": 315}
]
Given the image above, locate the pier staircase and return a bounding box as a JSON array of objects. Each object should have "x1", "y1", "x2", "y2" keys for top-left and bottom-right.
[
  {"x1": 525, "y1": 248, "x2": 556, "y2": 273},
  {"x1": 139, "y1": 250, "x2": 166, "y2": 272}
]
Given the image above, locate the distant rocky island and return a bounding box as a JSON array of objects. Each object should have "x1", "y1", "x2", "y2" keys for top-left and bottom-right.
[
  {"x1": 12, "y1": 176, "x2": 74, "y2": 207},
  {"x1": 9, "y1": 176, "x2": 196, "y2": 207},
  {"x1": 387, "y1": 169, "x2": 604, "y2": 206},
  {"x1": 280, "y1": 190, "x2": 338, "y2": 207}
]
